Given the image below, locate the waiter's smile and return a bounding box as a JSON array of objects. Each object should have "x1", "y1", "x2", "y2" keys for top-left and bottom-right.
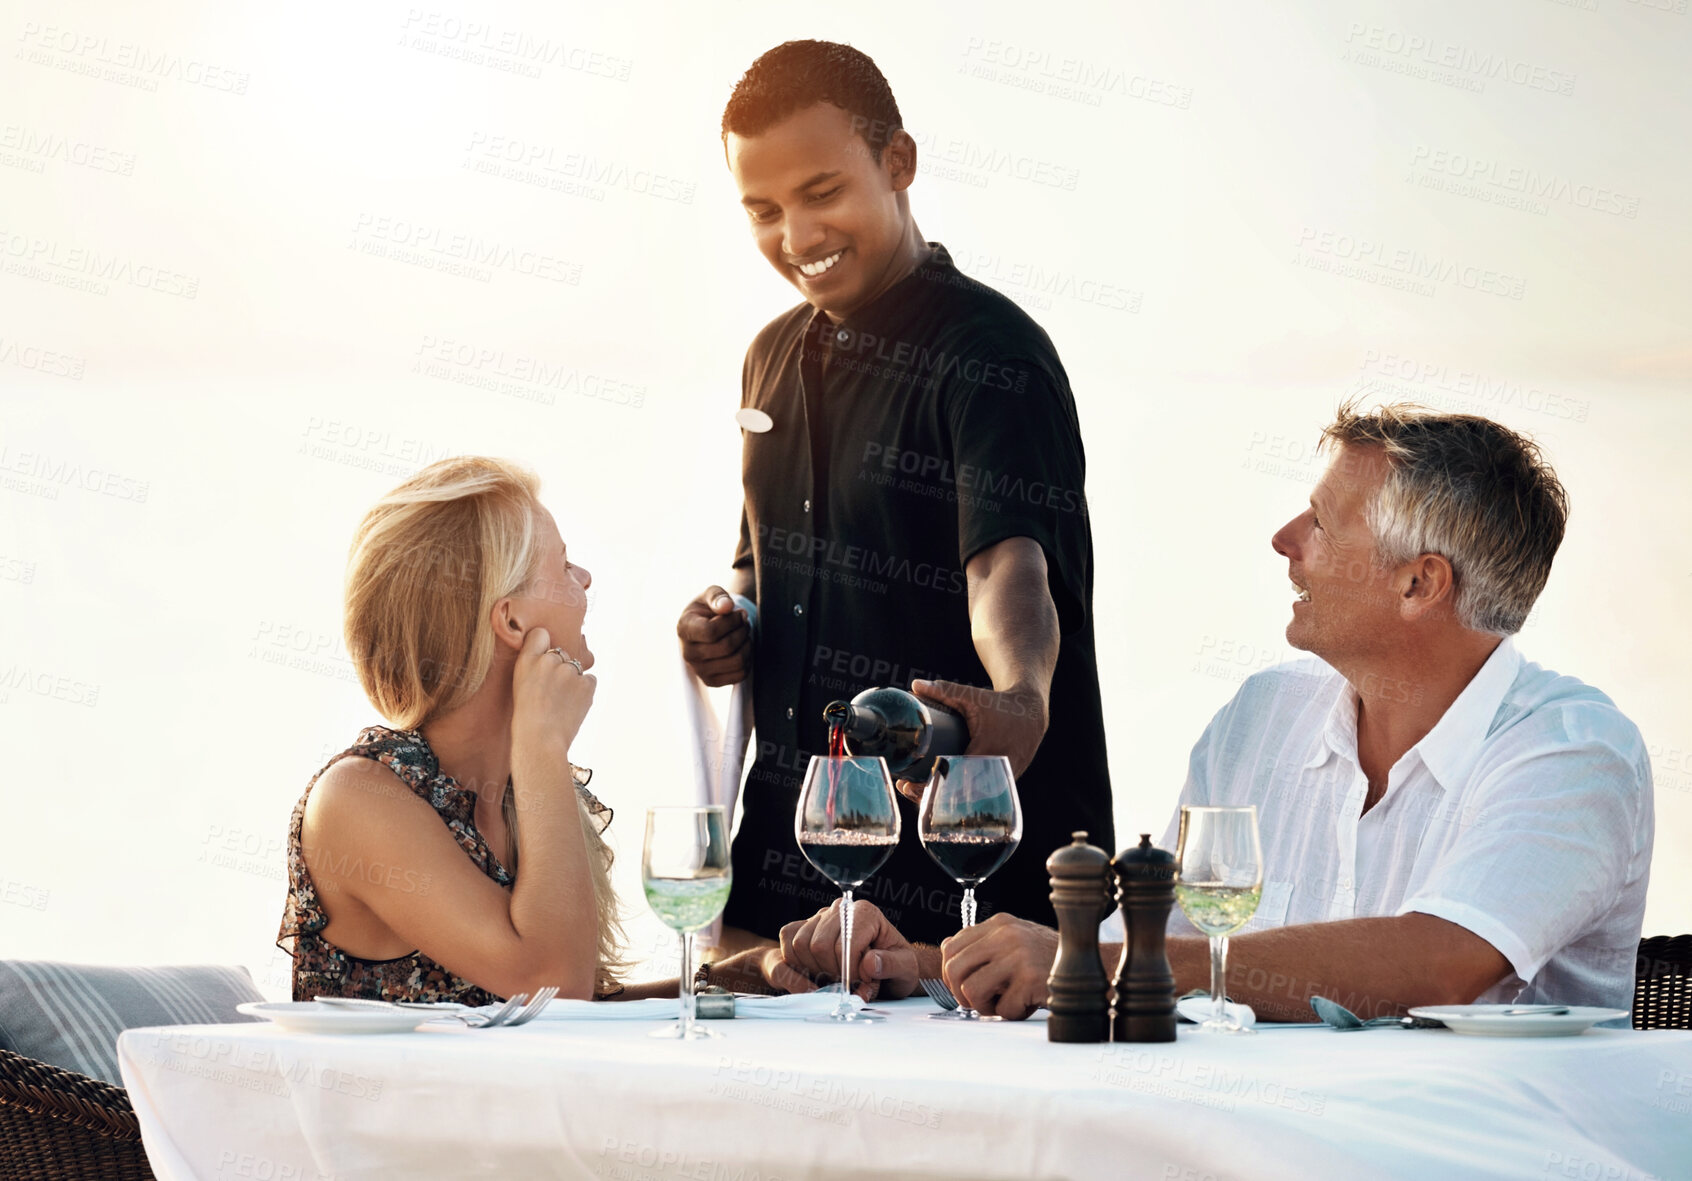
[{"x1": 793, "y1": 248, "x2": 847, "y2": 283}]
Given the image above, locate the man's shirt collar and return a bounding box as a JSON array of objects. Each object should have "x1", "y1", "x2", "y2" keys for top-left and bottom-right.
[
  {"x1": 1305, "y1": 637, "x2": 1523, "y2": 792},
  {"x1": 1414, "y1": 636, "x2": 1522, "y2": 791},
  {"x1": 1310, "y1": 676, "x2": 1358, "y2": 771}
]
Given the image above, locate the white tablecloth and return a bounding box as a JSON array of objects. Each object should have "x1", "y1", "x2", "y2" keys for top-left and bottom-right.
[{"x1": 117, "y1": 998, "x2": 1692, "y2": 1181}]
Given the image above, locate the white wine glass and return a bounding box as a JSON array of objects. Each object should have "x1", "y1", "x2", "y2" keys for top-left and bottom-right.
[
  {"x1": 643, "y1": 805, "x2": 731, "y2": 1040},
  {"x1": 794, "y1": 755, "x2": 900, "y2": 1023},
  {"x1": 1174, "y1": 805, "x2": 1263, "y2": 1035},
  {"x1": 918, "y1": 756, "x2": 1022, "y2": 1020}
]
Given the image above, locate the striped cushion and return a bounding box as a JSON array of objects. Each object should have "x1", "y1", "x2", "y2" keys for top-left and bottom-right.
[{"x1": 0, "y1": 961, "x2": 264, "y2": 1086}]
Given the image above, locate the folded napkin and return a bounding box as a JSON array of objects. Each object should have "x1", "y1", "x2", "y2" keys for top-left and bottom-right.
[
  {"x1": 498, "y1": 991, "x2": 861, "y2": 1022},
  {"x1": 680, "y1": 594, "x2": 757, "y2": 951},
  {"x1": 1175, "y1": 995, "x2": 1257, "y2": 1029}
]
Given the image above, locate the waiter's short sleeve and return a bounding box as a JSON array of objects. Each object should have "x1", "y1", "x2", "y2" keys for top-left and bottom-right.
[{"x1": 945, "y1": 355, "x2": 1091, "y2": 633}]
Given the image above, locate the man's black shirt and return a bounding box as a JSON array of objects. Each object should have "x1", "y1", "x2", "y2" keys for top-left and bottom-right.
[{"x1": 722, "y1": 243, "x2": 1113, "y2": 944}]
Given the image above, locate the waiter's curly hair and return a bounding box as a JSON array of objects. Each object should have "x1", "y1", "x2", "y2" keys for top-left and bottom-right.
[{"x1": 722, "y1": 40, "x2": 903, "y2": 161}]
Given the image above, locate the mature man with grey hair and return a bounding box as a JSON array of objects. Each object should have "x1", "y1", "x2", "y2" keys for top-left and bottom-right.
[{"x1": 764, "y1": 402, "x2": 1654, "y2": 1021}]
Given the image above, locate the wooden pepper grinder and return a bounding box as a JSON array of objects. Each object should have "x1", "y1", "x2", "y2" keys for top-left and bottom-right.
[
  {"x1": 1046, "y1": 831, "x2": 1110, "y2": 1043},
  {"x1": 1112, "y1": 833, "x2": 1178, "y2": 1042}
]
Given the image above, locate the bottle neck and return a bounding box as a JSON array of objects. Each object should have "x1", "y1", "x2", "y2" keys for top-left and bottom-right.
[
  {"x1": 823, "y1": 699, "x2": 888, "y2": 744},
  {"x1": 839, "y1": 703, "x2": 887, "y2": 744}
]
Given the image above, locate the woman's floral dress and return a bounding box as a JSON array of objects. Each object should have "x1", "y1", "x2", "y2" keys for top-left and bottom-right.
[{"x1": 275, "y1": 725, "x2": 609, "y2": 1003}]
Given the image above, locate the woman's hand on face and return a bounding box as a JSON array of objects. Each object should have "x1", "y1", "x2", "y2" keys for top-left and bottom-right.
[{"x1": 511, "y1": 627, "x2": 595, "y2": 758}]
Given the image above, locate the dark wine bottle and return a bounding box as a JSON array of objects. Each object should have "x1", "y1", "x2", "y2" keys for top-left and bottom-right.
[{"x1": 823, "y1": 686, "x2": 969, "y2": 781}]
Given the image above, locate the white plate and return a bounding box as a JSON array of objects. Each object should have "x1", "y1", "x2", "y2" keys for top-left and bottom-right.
[
  {"x1": 1407, "y1": 1004, "x2": 1629, "y2": 1037},
  {"x1": 237, "y1": 1001, "x2": 450, "y2": 1035}
]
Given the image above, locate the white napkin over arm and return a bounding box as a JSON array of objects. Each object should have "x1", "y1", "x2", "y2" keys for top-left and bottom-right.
[{"x1": 680, "y1": 594, "x2": 756, "y2": 950}]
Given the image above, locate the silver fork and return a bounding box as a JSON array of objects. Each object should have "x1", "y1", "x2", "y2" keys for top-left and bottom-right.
[
  {"x1": 919, "y1": 978, "x2": 959, "y2": 1011},
  {"x1": 317, "y1": 988, "x2": 557, "y2": 1028},
  {"x1": 501, "y1": 986, "x2": 558, "y2": 1027},
  {"x1": 443, "y1": 992, "x2": 529, "y2": 1028}
]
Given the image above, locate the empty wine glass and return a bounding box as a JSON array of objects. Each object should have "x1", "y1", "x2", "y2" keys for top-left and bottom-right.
[
  {"x1": 1174, "y1": 805, "x2": 1263, "y2": 1035},
  {"x1": 918, "y1": 756, "x2": 1022, "y2": 1020},
  {"x1": 794, "y1": 755, "x2": 900, "y2": 1023},
  {"x1": 643, "y1": 806, "x2": 731, "y2": 1040}
]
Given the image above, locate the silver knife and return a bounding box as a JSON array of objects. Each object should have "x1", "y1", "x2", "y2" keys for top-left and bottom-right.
[{"x1": 313, "y1": 995, "x2": 463, "y2": 1011}]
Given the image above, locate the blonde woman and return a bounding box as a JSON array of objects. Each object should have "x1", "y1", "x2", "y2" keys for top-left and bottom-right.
[{"x1": 278, "y1": 457, "x2": 727, "y2": 1004}]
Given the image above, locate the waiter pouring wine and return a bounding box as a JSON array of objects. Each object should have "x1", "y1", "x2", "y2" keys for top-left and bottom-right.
[{"x1": 677, "y1": 41, "x2": 1113, "y2": 972}]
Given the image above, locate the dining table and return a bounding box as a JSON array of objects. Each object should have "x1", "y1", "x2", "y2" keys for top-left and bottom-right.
[{"x1": 117, "y1": 994, "x2": 1692, "y2": 1181}]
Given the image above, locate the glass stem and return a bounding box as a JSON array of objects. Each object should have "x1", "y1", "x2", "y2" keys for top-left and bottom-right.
[
  {"x1": 679, "y1": 930, "x2": 696, "y2": 1037},
  {"x1": 961, "y1": 886, "x2": 977, "y2": 929},
  {"x1": 839, "y1": 889, "x2": 855, "y2": 1013},
  {"x1": 1209, "y1": 935, "x2": 1228, "y2": 1026}
]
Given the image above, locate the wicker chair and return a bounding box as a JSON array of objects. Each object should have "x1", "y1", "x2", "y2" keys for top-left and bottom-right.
[
  {"x1": 0, "y1": 1049, "x2": 155, "y2": 1181},
  {"x1": 1633, "y1": 934, "x2": 1692, "y2": 1030}
]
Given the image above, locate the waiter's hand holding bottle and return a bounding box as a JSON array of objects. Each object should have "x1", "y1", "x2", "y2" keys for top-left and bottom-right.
[
  {"x1": 677, "y1": 584, "x2": 752, "y2": 686},
  {"x1": 903, "y1": 678, "x2": 1049, "y2": 802}
]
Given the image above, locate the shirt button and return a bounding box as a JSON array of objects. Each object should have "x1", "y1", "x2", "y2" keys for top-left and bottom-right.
[
  {"x1": 786, "y1": 707, "x2": 796, "y2": 720},
  {"x1": 836, "y1": 330, "x2": 849, "y2": 344},
  {"x1": 802, "y1": 499, "x2": 811, "y2": 513},
  {"x1": 793, "y1": 603, "x2": 804, "y2": 617}
]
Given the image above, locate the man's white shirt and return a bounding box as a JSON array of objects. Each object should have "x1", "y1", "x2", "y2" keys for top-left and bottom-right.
[{"x1": 1147, "y1": 638, "x2": 1653, "y2": 1009}]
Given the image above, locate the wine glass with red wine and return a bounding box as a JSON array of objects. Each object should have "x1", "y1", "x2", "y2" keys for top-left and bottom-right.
[
  {"x1": 918, "y1": 756, "x2": 1023, "y2": 1021},
  {"x1": 794, "y1": 755, "x2": 901, "y2": 1023}
]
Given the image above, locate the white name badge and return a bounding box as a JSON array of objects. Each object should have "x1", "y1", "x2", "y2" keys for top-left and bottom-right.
[{"x1": 735, "y1": 408, "x2": 773, "y2": 433}]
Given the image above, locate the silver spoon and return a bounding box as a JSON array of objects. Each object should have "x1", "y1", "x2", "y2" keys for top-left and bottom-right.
[{"x1": 1310, "y1": 995, "x2": 1444, "y2": 1030}]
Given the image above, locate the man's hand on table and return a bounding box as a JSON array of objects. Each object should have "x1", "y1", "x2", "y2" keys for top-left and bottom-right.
[
  {"x1": 897, "y1": 677, "x2": 1048, "y2": 801},
  {"x1": 941, "y1": 913, "x2": 1060, "y2": 1021},
  {"x1": 777, "y1": 899, "x2": 929, "y2": 1001},
  {"x1": 678, "y1": 585, "x2": 751, "y2": 687}
]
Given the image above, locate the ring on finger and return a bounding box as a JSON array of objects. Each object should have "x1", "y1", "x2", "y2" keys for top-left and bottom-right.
[{"x1": 544, "y1": 647, "x2": 584, "y2": 674}]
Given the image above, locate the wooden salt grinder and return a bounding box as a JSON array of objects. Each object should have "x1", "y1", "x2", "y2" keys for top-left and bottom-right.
[
  {"x1": 1046, "y1": 831, "x2": 1110, "y2": 1043},
  {"x1": 1112, "y1": 833, "x2": 1178, "y2": 1042}
]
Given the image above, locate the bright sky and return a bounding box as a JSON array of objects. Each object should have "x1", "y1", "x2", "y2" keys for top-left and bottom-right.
[{"x1": 2, "y1": 0, "x2": 1688, "y2": 995}]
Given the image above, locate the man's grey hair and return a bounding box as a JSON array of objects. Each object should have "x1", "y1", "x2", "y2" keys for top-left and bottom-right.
[{"x1": 1319, "y1": 401, "x2": 1569, "y2": 635}]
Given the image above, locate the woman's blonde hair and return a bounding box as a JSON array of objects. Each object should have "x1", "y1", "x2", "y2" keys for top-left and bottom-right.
[{"x1": 345, "y1": 456, "x2": 628, "y2": 994}]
